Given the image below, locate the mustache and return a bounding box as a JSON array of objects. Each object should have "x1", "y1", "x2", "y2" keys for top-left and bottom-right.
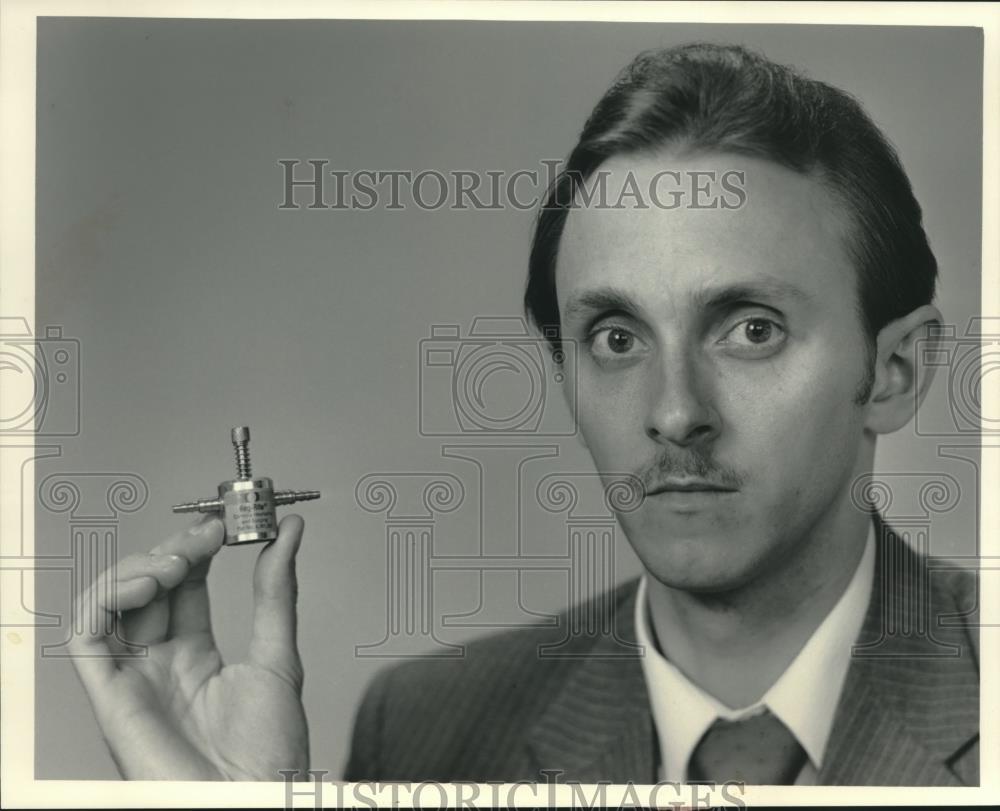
[{"x1": 635, "y1": 451, "x2": 745, "y2": 493}]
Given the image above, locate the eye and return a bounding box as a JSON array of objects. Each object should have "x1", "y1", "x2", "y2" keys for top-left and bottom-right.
[
  {"x1": 721, "y1": 317, "x2": 787, "y2": 354},
  {"x1": 587, "y1": 325, "x2": 645, "y2": 362},
  {"x1": 743, "y1": 319, "x2": 773, "y2": 343},
  {"x1": 604, "y1": 327, "x2": 635, "y2": 353}
]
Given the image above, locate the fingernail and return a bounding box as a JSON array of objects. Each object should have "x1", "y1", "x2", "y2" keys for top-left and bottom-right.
[
  {"x1": 149, "y1": 553, "x2": 185, "y2": 568},
  {"x1": 190, "y1": 517, "x2": 218, "y2": 536}
]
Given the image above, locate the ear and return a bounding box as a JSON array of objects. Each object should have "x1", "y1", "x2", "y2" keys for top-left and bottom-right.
[{"x1": 864, "y1": 304, "x2": 943, "y2": 434}]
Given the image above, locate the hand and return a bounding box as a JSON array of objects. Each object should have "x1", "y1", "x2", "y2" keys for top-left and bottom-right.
[{"x1": 68, "y1": 513, "x2": 310, "y2": 780}]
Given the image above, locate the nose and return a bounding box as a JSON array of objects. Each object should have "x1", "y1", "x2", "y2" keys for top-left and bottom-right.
[{"x1": 644, "y1": 347, "x2": 721, "y2": 447}]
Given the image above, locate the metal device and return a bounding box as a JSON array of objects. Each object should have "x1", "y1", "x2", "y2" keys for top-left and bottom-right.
[{"x1": 172, "y1": 426, "x2": 320, "y2": 545}]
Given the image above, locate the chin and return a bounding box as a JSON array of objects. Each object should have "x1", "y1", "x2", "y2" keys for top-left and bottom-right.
[
  {"x1": 647, "y1": 560, "x2": 756, "y2": 594},
  {"x1": 629, "y1": 530, "x2": 767, "y2": 594}
]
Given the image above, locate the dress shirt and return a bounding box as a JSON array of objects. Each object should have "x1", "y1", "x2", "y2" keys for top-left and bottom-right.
[{"x1": 635, "y1": 521, "x2": 875, "y2": 784}]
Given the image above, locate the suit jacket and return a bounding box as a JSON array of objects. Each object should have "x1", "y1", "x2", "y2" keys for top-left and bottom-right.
[{"x1": 344, "y1": 520, "x2": 979, "y2": 785}]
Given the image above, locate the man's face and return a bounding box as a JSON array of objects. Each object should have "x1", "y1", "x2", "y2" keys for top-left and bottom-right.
[{"x1": 556, "y1": 150, "x2": 874, "y2": 593}]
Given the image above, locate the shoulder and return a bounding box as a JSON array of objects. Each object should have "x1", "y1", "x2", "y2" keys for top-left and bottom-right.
[
  {"x1": 927, "y1": 552, "x2": 980, "y2": 665},
  {"x1": 872, "y1": 529, "x2": 981, "y2": 669},
  {"x1": 370, "y1": 575, "x2": 640, "y2": 703},
  {"x1": 931, "y1": 556, "x2": 978, "y2": 609},
  {"x1": 344, "y1": 577, "x2": 640, "y2": 780}
]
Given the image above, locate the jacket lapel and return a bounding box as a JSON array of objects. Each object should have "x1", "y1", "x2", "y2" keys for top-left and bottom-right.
[
  {"x1": 524, "y1": 515, "x2": 977, "y2": 786},
  {"x1": 524, "y1": 580, "x2": 657, "y2": 783},
  {"x1": 818, "y1": 516, "x2": 979, "y2": 785}
]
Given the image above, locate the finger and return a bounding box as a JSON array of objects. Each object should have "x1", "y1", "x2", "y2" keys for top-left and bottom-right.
[
  {"x1": 68, "y1": 518, "x2": 224, "y2": 702},
  {"x1": 108, "y1": 550, "x2": 188, "y2": 584},
  {"x1": 167, "y1": 556, "x2": 217, "y2": 639},
  {"x1": 162, "y1": 515, "x2": 225, "y2": 638},
  {"x1": 119, "y1": 591, "x2": 170, "y2": 647},
  {"x1": 75, "y1": 555, "x2": 185, "y2": 651},
  {"x1": 68, "y1": 572, "x2": 160, "y2": 690},
  {"x1": 102, "y1": 516, "x2": 222, "y2": 648},
  {"x1": 151, "y1": 514, "x2": 225, "y2": 562},
  {"x1": 248, "y1": 514, "x2": 305, "y2": 684},
  {"x1": 113, "y1": 553, "x2": 189, "y2": 647},
  {"x1": 106, "y1": 578, "x2": 160, "y2": 655}
]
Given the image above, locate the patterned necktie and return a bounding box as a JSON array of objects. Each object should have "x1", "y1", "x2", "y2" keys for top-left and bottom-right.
[{"x1": 687, "y1": 708, "x2": 808, "y2": 785}]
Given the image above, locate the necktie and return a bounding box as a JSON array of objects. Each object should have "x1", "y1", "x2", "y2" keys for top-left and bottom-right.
[{"x1": 687, "y1": 708, "x2": 807, "y2": 785}]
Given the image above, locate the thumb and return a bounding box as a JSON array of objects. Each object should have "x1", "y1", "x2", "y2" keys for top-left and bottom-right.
[{"x1": 248, "y1": 513, "x2": 305, "y2": 688}]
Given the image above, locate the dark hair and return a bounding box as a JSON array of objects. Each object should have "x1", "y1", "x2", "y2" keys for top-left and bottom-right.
[{"x1": 524, "y1": 43, "x2": 937, "y2": 402}]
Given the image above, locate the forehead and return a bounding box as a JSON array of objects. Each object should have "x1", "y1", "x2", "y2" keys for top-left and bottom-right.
[{"x1": 555, "y1": 150, "x2": 857, "y2": 319}]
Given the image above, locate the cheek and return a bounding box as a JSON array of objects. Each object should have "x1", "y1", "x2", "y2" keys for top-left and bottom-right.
[
  {"x1": 722, "y1": 330, "x2": 865, "y2": 424},
  {"x1": 718, "y1": 353, "x2": 865, "y2": 491},
  {"x1": 783, "y1": 350, "x2": 865, "y2": 435},
  {"x1": 574, "y1": 371, "x2": 647, "y2": 463}
]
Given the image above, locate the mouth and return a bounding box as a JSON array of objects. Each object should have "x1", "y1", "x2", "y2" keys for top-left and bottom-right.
[{"x1": 645, "y1": 479, "x2": 738, "y2": 496}]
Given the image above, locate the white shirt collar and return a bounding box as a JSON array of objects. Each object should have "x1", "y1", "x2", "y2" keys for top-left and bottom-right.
[{"x1": 635, "y1": 520, "x2": 875, "y2": 781}]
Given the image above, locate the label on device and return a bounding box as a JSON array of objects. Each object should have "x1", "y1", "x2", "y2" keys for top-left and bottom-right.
[{"x1": 223, "y1": 486, "x2": 278, "y2": 538}]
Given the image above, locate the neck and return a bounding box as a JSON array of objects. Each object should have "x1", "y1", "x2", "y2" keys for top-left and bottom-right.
[{"x1": 644, "y1": 480, "x2": 872, "y2": 709}]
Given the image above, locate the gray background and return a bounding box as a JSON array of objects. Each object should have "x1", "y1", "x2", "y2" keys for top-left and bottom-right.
[{"x1": 32, "y1": 19, "x2": 982, "y2": 779}]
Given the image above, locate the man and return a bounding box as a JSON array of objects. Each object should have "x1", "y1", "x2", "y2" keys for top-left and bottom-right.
[{"x1": 70, "y1": 43, "x2": 978, "y2": 786}]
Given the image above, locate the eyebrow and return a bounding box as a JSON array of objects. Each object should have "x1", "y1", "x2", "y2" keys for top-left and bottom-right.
[
  {"x1": 563, "y1": 286, "x2": 641, "y2": 323},
  {"x1": 692, "y1": 279, "x2": 815, "y2": 311},
  {"x1": 562, "y1": 279, "x2": 814, "y2": 323}
]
